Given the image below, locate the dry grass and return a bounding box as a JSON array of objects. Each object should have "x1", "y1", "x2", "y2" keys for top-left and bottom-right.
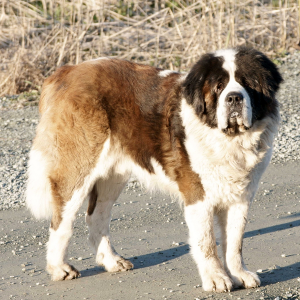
[{"x1": 0, "y1": 0, "x2": 299, "y2": 96}]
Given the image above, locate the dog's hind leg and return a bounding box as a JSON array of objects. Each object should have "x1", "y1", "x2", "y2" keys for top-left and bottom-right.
[
  {"x1": 86, "y1": 174, "x2": 133, "y2": 272},
  {"x1": 26, "y1": 149, "x2": 84, "y2": 281},
  {"x1": 47, "y1": 206, "x2": 81, "y2": 281},
  {"x1": 46, "y1": 171, "x2": 96, "y2": 281}
]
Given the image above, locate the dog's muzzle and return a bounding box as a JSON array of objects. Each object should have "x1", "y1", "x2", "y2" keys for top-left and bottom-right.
[
  {"x1": 226, "y1": 92, "x2": 243, "y2": 120},
  {"x1": 218, "y1": 86, "x2": 252, "y2": 134}
]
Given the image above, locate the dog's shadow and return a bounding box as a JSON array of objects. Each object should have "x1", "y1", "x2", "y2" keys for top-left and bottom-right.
[
  {"x1": 259, "y1": 261, "x2": 300, "y2": 286},
  {"x1": 80, "y1": 244, "x2": 189, "y2": 278},
  {"x1": 130, "y1": 244, "x2": 190, "y2": 269},
  {"x1": 244, "y1": 218, "x2": 300, "y2": 286},
  {"x1": 81, "y1": 219, "x2": 300, "y2": 285},
  {"x1": 244, "y1": 219, "x2": 300, "y2": 238}
]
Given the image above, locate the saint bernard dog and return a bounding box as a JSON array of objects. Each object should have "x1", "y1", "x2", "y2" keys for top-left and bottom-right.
[{"x1": 26, "y1": 47, "x2": 282, "y2": 292}]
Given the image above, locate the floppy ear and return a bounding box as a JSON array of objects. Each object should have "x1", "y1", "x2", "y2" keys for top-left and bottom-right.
[
  {"x1": 235, "y1": 47, "x2": 283, "y2": 119},
  {"x1": 257, "y1": 52, "x2": 283, "y2": 101},
  {"x1": 252, "y1": 50, "x2": 283, "y2": 119},
  {"x1": 236, "y1": 47, "x2": 283, "y2": 104},
  {"x1": 182, "y1": 54, "x2": 214, "y2": 116}
]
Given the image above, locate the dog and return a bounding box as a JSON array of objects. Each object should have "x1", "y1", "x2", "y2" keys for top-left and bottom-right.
[{"x1": 26, "y1": 47, "x2": 282, "y2": 292}]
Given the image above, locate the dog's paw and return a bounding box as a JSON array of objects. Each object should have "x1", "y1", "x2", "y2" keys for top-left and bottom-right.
[
  {"x1": 97, "y1": 253, "x2": 133, "y2": 272},
  {"x1": 107, "y1": 257, "x2": 134, "y2": 272},
  {"x1": 202, "y1": 270, "x2": 233, "y2": 292},
  {"x1": 230, "y1": 269, "x2": 261, "y2": 289},
  {"x1": 47, "y1": 263, "x2": 80, "y2": 281},
  {"x1": 104, "y1": 257, "x2": 133, "y2": 272}
]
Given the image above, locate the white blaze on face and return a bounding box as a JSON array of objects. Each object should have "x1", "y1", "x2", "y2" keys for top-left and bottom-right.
[{"x1": 215, "y1": 49, "x2": 252, "y2": 131}]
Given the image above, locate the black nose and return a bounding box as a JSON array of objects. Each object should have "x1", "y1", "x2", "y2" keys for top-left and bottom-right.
[{"x1": 225, "y1": 92, "x2": 243, "y2": 106}]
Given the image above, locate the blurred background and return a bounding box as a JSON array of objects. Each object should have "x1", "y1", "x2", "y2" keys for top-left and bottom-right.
[{"x1": 0, "y1": 0, "x2": 299, "y2": 96}]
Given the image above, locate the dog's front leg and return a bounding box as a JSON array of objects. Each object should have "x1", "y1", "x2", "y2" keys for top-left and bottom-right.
[
  {"x1": 220, "y1": 202, "x2": 261, "y2": 289},
  {"x1": 185, "y1": 200, "x2": 233, "y2": 292}
]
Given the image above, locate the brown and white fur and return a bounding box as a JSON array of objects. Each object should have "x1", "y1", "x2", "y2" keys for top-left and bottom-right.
[{"x1": 26, "y1": 47, "x2": 282, "y2": 292}]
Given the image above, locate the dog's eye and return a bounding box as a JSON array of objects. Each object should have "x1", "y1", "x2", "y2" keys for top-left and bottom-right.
[{"x1": 216, "y1": 82, "x2": 223, "y2": 92}]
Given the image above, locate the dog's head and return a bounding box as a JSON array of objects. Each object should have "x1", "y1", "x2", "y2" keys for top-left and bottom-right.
[{"x1": 183, "y1": 47, "x2": 283, "y2": 135}]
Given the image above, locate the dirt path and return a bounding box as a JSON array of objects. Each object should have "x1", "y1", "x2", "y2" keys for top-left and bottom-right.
[{"x1": 0, "y1": 162, "x2": 299, "y2": 300}]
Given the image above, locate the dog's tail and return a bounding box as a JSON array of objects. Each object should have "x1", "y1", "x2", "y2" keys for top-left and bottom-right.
[{"x1": 26, "y1": 149, "x2": 53, "y2": 220}]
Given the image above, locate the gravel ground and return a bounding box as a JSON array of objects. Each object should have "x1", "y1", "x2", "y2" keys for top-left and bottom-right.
[
  {"x1": 272, "y1": 51, "x2": 300, "y2": 164},
  {"x1": 0, "y1": 161, "x2": 300, "y2": 300},
  {"x1": 0, "y1": 51, "x2": 300, "y2": 210}
]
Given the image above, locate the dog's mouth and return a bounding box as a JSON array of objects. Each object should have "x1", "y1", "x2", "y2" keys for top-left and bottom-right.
[
  {"x1": 228, "y1": 110, "x2": 242, "y2": 126},
  {"x1": 229, "y1": 111, "x2": 240, "y2": 119},
  {"x1": 222, "y1": 111, "x2": 251, "y2": 135}
]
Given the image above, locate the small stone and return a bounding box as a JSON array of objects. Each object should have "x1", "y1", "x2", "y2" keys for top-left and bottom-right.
[{"x1": 271, "y1": 265, "x2": 281, "y2": 270}]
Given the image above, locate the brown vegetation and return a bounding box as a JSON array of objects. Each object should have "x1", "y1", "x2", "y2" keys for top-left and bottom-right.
[{"x1": 0, "y1": 0, "x2": 299, "y2": 96}]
